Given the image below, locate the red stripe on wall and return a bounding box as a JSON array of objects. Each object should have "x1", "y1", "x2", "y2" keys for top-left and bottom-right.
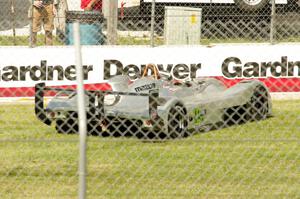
[
  {"x1": 0, "y1": 77, "x2": 299, "y2": 97},
  {"x1": 0, "y1": 83, "x2": 112, "y2": 97}
]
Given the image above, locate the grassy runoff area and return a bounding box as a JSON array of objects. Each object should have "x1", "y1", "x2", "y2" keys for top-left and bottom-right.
[
  {"x1": 1, "y1": 35, "x2": 300, "y2": 46},
  {"x1": 0, "y1": 35, "x2": 154, "y2": 46},
  {"x1": 0, "y1": 100, "x2": 299, "y2": 198}
]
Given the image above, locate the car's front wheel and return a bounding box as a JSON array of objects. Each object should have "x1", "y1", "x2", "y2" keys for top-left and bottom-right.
[{"x1": 249, "y1": 86, "x2": 269, "y2": 121}]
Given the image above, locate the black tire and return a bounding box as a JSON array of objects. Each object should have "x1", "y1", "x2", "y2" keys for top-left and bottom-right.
[
  {"x1": 234, "y1": 0, "x2": 269, "y2": 11},
  {"x1": 248, "y1": 86, "x2": 269, "y2": 121},
  {"x1": 87, "y1": 121, "x2": 102, "y2": 136},
  {"x1": 136, "y1": 130, "x2": 165, "y2": 140},
  {"x1": 56, "y1": 119, "x2": 78, "y2": 134},
  {"x1": 167, "y1": 105, "x2": 188, "y2": 139},
  {"x1": 56, "y1": 119, "x2": 103, "y2": 136},
  {"x1": 224, "y1": 105, "x2": 251, "y2": 126},
  {"x1": 136, "y1": 105, "x2": 188, "y2": 140}
]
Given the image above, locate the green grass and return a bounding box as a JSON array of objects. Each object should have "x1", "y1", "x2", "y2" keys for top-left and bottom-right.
[
  {"x1": 0, "y1": 35, "x2": 157, "y2": 46},
  {"x1": 0, "y1": 100, "x2": 299, "y2": 198},
  {"x1": 1, "y1": 35, "x2": 300, "y2": 46},
  {"x1": 0, "y1": 35, "x2": 64, "y2": 46}
]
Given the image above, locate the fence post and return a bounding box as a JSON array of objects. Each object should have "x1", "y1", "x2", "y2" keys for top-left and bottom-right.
[
  {"x1": 10, "y1": 0, "x2": 16, "y2": 45},
  {"x1": 270, "y1": 0, "x2": 276, "y2": 44},
  {"x1": 29, "y1": 0, "x2": 33, "y2": 47},
  {"x1": 150, "y1": 0, "x2": 156, "y2": 47},
  {"x1": 74, "y1": 21, "x2": 87, "y2": 199},
  {"x1": 104, "y1": 0, "x2": 118, "y2": 45}
]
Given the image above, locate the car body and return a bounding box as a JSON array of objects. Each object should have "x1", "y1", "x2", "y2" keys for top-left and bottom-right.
[{"x1": 35, "y1": 64, "x2": 272, "y2": 139}]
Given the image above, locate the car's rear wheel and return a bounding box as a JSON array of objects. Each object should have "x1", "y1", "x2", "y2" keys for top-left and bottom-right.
[
  {"x1": 136, "y1": 105, "x2": 188, "y2": 140},
  {"x1": 87, "y1": 121, "x2": 102, "y2": 136},
  {"x1": 56, "y1": 119, "x2": 78, "y2": 134},
  {"x1": 167, "y1": 105, "x2": 188, "y2": 139}
]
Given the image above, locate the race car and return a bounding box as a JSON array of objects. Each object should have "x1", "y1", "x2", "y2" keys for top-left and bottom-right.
[{"x1": 35, "y1": 64, "x2": 272, "y2": 139}]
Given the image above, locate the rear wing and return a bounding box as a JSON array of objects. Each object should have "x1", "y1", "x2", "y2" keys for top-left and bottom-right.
[
  {"x1": 34, "y1": 83, "x2": 159, "y2": 125},
  {"x1": 35, "y1": 83, "x2": 76, "y2": 125}
]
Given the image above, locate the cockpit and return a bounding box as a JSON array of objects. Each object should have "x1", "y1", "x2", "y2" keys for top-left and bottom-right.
[{"x1": 142, "y1": 63, "x2": 194, "y2": 87}]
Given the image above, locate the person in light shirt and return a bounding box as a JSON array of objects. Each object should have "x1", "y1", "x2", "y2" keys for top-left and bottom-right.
[{"x1": 29, "y1": 0, "x2": 58, "y2": 46}]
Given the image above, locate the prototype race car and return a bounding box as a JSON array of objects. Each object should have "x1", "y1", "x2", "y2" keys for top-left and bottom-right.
[{"x1": 35, "y1": 64, "x2": 272, "y2": 139}]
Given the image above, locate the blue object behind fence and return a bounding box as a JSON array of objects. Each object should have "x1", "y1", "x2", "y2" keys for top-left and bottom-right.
[
  {"x1": 65, "y1": 11, "x2": 105, "y2": 45},
  {"x1": 66, "y1": 22, "x2": 105, "y2": 45}
]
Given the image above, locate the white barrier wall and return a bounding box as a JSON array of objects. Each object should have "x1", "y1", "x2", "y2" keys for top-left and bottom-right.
[{"x1": 0, "y1": 44, "x2": 299, "y2": 97}]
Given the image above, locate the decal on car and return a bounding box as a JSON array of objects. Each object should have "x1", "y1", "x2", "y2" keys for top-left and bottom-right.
[
  {"x1": 191, "y1": 107, "x2": 205, "y2": 125},
  {"x1": 135, "y1": 83, "x2": 156, "y2": 92}
]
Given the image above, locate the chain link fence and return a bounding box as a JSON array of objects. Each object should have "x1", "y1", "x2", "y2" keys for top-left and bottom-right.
[
  {"x1": 0, "y1": 0, "x2": 299, "y2": 45},
  {"x1": 1, "y1": 0, "x2": 300, "y2": 198}
]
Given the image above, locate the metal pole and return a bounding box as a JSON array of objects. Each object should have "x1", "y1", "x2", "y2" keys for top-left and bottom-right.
[
  {"x1": 270, "y1": 0, "x2": 276, "y2": 44},
  {"x1": 107, "y1": 0, "x2": 118, "y2": 45},
  {"x1": 150, "y1": 0, "x2": 156, "y2": 47},
  {"x1": 74, "y1": 21, "x2": 87, "y2": 199},
  {"x1": 29, "y1": 0, "x2": 34, "y2": 47},
  {"x1": 10, "y1": 0, "x2": 16, "y2": 45}
]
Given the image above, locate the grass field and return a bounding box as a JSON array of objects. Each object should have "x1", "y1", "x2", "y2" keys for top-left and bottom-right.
[
  {"x1": 1, "y1": 35, "x2": 300, "y2": 46},
  {"x1": 0, "y1": 100, "x2": 299, "y2": 198}
]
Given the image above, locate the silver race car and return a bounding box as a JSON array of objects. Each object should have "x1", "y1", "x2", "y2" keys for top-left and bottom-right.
[{"x1": 35, "y1": 64, "x2": 272, "y2": 139}]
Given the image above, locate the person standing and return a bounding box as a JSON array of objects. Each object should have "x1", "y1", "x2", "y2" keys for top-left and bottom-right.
[
  {"x1": 29, "y1": 0, "x2": 58, "y2": 46},
  {"x1": 81, "y1": 0, "x2": 102, "y2": 11}
]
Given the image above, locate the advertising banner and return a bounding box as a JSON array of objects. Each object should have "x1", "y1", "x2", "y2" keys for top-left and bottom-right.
[{"x1": 0, "y1": 44, "x2": 299, "y2": 97}]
